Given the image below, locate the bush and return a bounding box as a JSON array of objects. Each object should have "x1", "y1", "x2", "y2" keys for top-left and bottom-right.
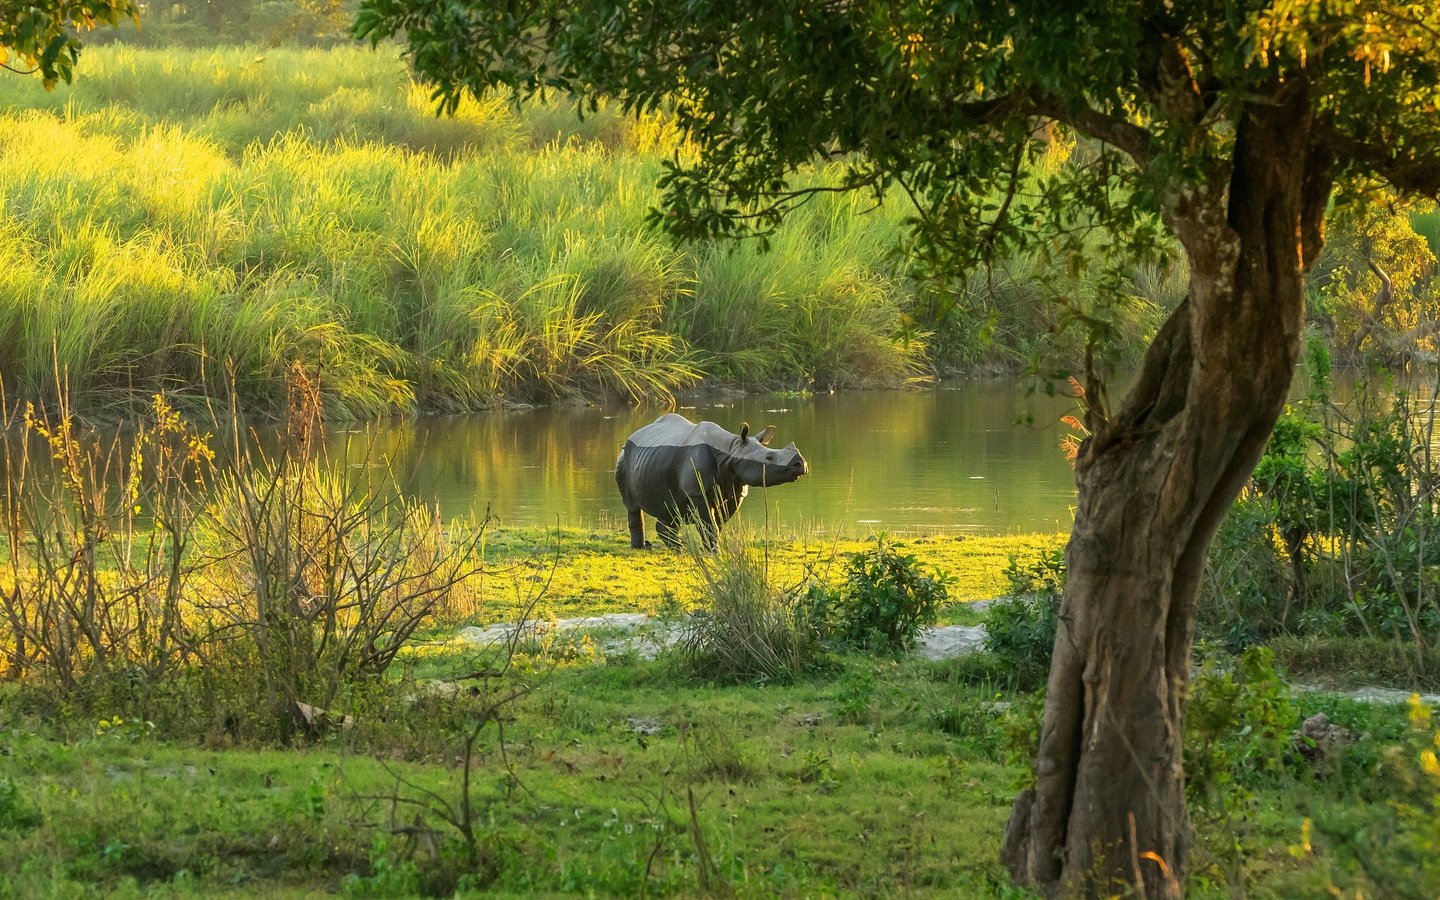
[
  {"x1": 1201, "y1": 373, "x2": 1440, "y2": 683},
  {"x1": 671, "y1": 533, "x2": 829, "y2": 683},
  {"x1": 1185, "y1": 646, "x2": 1299, "y2": 805},
  {"x1": 0, "y1": 389, "x2": 490, "y2": 741},
  {"x1": 827, "y1": 537, "x2": 948, "y2": 653},
  {"x1": 972, "y1": 547, "x2": 1064, "y2": 690}
]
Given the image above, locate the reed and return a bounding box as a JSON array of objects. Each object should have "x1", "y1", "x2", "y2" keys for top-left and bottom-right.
[{"x1": 0, "y1": 44, "x2": 1165, "y2": 417}]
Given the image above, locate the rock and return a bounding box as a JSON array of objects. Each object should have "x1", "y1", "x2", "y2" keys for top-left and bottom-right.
[
  {"x1": 1292, "y1": 712, "x2": 1352, "y2": 775},
  {"x1": 457, "y1": 615, "x2": 994, "y2": 661},
  {"x1": 915, "y1": 625, "x2": 988, "y2": 661},
  {"x1": 626, "y1": 716, "x2": 663, "y2": 735},
  {"x1": 294, "y1": 701, "x2": 354, "y2": 733}
]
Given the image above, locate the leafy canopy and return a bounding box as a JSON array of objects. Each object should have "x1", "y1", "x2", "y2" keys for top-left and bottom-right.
[
  {"x1": 0, "y1": 1, "x2": 137, "y2": 87},
  {"x1": 357, "y1": 1, "x2": 1440, "y2": 291}
]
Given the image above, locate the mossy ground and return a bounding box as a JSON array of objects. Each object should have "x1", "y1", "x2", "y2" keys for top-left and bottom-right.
[{"x1": 469, "y1": 527, "x2": 1067, "y2": 622}]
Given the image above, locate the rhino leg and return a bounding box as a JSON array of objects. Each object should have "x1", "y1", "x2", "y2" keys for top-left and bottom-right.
[
  {"x1": 693, "y1": 490, "x2": 738, "y2": 550},
  {"x1": 694, "y1": 507, "x2": 720, "y2": 550},
  {"x1": 655, "y1": 517, "x2": 682, "y2": 549},
  {"x1": 627, "y1": 508, "x2": 647, "y2": 549}
]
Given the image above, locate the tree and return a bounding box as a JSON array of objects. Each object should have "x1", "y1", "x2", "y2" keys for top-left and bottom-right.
[
  {"x1": 0, "y1": 1, "x2": 137, "y2": 87},
  {"x1": 354, "y1": 1, "x2": 1440, "y2": 895}
]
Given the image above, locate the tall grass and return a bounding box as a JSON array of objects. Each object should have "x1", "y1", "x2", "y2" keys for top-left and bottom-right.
[
  {"x1": 0, "y1": 45, "x2": 1169, "y2": 416},
  {"x1": 1411, "y1": 204, "x2": 1440, "y2": 258}
]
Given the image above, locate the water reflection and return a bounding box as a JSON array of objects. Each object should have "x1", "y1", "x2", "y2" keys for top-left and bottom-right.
[{"x1": 312, "y1": 382, "x2": 1081, "y2": 534}]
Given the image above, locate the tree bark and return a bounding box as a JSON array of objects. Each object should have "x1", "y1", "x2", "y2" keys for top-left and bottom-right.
[{"x1": 1003, "y1": 83, "x2": 1334, "y2": 897}]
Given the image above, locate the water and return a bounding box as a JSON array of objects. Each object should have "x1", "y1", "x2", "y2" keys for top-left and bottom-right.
[{"x1": 313, "y1": 382, "x2": 1081, "y2": 535}]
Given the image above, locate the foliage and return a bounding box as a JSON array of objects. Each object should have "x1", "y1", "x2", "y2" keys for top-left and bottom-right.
[
  {"x1": 1201, "y1": 370, "x2": 1440, "y2": 681},
  {"x1": 1311, "y1": 196, "x2": 1440, "y2": 365},
  {"x1": 204, "y1": 453, "x2": 488, "y2": 739},
  {"x1": 670, "y1": 532, "x2": 830, "y2": 683},
  {"x1": 1300, "y1": 695, "x2": 1440, "y2": 898},
  {"x1": 970, "y1": 548, "x2": 1065, "y2": 691},
  {"x1": 0, "y1": 46, "x2": 958, "y2": 416},
  {"x1": 1184, "y1": 647, "x2": 1299, "y2": 806},
  {"x1": 0, "y1": 0, "x2": 134, "y2": 88},
  {"x1": 0, "y1": 775, "x2": 41, "y2": 832},
  {"x1": 0, "y1": 390, "x2": 488, "y2": 739},
  {"x1": 825, "y1": 537, "x2": 949, "y2": 654}
]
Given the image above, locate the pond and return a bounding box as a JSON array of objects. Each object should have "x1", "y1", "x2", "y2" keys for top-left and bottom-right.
[{"x1": 313, "y1": 381, "x2": 1082, "y2": 536}]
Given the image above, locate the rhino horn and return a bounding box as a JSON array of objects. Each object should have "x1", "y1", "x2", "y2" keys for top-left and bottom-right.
[
  {"x1": 739, "y1": 422, "x2": 750, "y2": 442},
  {"x1": 757, "y1": 424, "x2": 778, "y2": 446}
]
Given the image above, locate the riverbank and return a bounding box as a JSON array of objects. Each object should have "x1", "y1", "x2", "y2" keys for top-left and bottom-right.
[
  {"x1": 0, "y1": 44, "x2": 1178, "y2": 420},
  {"x1": 478, "y1": 528, "x2": 1066, "y2": 620}
]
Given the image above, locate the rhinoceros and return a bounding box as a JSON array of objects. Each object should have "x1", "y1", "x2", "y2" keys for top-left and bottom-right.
[{"x1": 615, "y1": 413, "x2": 809, "y2": 549}]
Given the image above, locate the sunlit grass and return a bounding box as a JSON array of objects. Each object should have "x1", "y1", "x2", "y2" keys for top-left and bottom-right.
[
  {"x1": 0, "y1": 45, "x2": 935, "y2": 417},
  {"x1": 475, "y1": 526, "x2": 1067, "y2": 621}
]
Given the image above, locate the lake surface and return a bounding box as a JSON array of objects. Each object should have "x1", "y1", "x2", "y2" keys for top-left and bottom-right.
[{"x1": 314, "y1": 382, "x2": 1082, "y2": 535}]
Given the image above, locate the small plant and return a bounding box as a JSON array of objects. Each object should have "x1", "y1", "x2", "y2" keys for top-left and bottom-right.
[
  {"x1": 974, "y1": 547, "x2": 1065, "y2": 690},
  {"x1": 793, "y1": 750, "x2": 840, "y2": 793},
  {"x1": 671, "y1": 530, "x2": 827, "y2": 683},
  {"x1": 829, "y1": 537, "x2": 948, "y2": 653},
  {"x1": 1185, "y1": 646, "x2": 1298, "y2": 807},
  {"x1": 0, "y1": 776, "x2": 41, "y2": 832},
  {"x1": 1302, "y1": 695, "x2": 1440, "y2": 897},
  {"x1": 833, "y1": 668, "x2": 877, "y2": 724}
]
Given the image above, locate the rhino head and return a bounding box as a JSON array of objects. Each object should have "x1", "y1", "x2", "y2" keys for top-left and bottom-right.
[{"x1": 728, "y1": 422, "x2": 809, "y2": 487}]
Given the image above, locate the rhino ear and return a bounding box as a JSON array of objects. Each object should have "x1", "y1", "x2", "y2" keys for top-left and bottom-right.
[
  {"x1": 757, "y1": 424, "x2": 777, "y2": 446},
  {"x1": 739, "y1": 422, "x2": 750, "y2": 442}
]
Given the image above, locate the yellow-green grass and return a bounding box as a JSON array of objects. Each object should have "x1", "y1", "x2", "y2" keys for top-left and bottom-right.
[
  {"x1": 0, "y1": 526, "x2": 1066, "y2": 622},
  {"x1": 0, "y1": 44, "x2": 930, "y2": 417},
  {"x1": 472, "y1": 527, "x2": 1067, "y2": 622},
  {"x1": 0, "y1": 45, "x2": 1182, "y2": 418}
]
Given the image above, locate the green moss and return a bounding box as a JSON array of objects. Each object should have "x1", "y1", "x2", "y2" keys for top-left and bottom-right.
[{"x1": 470, "y1": 527, "x2": 1067, "y2": 622}]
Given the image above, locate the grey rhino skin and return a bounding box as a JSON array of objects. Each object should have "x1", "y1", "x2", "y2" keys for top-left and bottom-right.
[{"x1": 615, "y1": 413, "x2": 809, "y2": 549}]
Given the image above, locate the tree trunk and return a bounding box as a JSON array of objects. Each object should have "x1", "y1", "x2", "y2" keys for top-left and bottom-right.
[{"x1": 1003, "y1": 85, "x2": 1334, "y2": 896}]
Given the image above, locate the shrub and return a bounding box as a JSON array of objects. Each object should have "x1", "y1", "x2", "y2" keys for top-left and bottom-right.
[
  {"x1": 1184, "y1": 645, "x2": 1299, "y2": 805},
  {"x1": 0, "y1": 389, "x2": 490, "y2": 740},
  {"x1": 205, "y1": 451, "x2": 488, "y2": 740},
  {"x1": 671, "y1": 532, "x2": 829, "y2": 683},
  {"x1": 828, "y1": 537, "x2": 948, "y2": 653},
  {"x1": 1201, "y1": 375, "x2": 1440, "y2": 682},
  {"x1": 973, "y1": 547, "x2": 1064, "y2": 690}
]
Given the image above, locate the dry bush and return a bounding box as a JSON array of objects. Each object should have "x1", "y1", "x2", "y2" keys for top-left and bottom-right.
[{"x1": 0, "y1": 377, "x2": 490, "y2": 739}]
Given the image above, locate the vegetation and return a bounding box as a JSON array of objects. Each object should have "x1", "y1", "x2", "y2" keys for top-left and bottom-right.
[
  {"x1": 3, "y1": 5, "x2": 1440, "y2": 897},
  {"x1": 0, "y1": 44, "x2": 1077, "y2": 419},
  {"x1": 1196, "y1": 346, "x2": 1440, "y2": 689},
  {"x1": 821, "y1": 537, "x2": 950, "y2": 654},
  {"x1": 0, "y1": 0, "x2": 136, "y2": 88},
  {"x1": 0, "y1": 603, "x2": 1436, "y2": 896},
  {"x1": 2, "y1": 40, "x2": 1428, "y2": 425},
  {"x1": 358, "y1": 1, "x2": 1440, "y2": 893},
  {"x1": 93, "y1": 0, "x2": 359, "y2": 48},
  {"x1": 954, "y1": 547, "x2": 1065, "y2": 692},
  {"x1": 669, "y1": 532, "x2": 831, "y2": 683},
  {"x1": 0, "y1": 397, "x2": 1435, "y2": 894}
]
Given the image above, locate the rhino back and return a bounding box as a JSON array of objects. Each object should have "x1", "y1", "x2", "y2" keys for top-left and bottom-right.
[{"x1": 626, "y1": 414, "x2": 736, "y2": 453}]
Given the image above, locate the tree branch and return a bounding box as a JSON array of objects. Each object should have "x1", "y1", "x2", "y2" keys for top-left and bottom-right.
[
  {"x1": 1031, "y1": 93, "x2": 1158, "y2": 168},
  {"x1": 1318, "y1": 125, "x2": 1440, "y2": 200}
]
